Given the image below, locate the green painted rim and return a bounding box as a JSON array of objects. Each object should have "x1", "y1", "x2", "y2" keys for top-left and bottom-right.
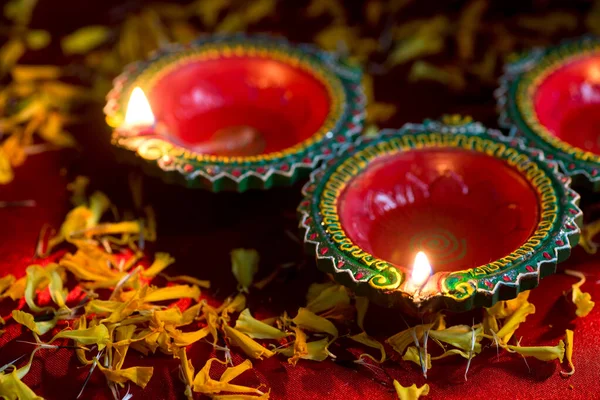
[
  {"x1": 298, "y1": 116, "x2": 583, "y2": 313},
  {"x1": 104, "y1": 34, "x2": 365, "y2": 192},
  {"x1": 497, "y1": 35, "x2": 600, "y2": 191}
]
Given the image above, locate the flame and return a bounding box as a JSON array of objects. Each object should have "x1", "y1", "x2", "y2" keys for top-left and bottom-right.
[
  {"x1": 411, "y1": 251, "x2": 432, "y2": 287},
  {"x1": 124, "y1": 87, "x2": 155, "y2": 127}
]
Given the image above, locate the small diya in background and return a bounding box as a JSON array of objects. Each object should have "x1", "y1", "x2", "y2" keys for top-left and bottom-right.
[
  {"x1": 104, "y1": 34, "x2": 365, "y2": 192},
  {"x1": 497, "y1": 35, "x2": 600, "y2": 191},
  {"x1": 298, "y1": 116, "x2": 583, "y2": 314}
]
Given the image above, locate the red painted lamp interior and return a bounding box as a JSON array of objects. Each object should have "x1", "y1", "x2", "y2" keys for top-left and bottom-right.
[
  {"x1": 338, "y1": 149, "x2": 541, "y2": 272},
  {"x1": 533, "y1": 54, "x2": 600, "y2": 156},
  {"x1": 149, "y1": 57, "x2": 331, "y2": 155}
]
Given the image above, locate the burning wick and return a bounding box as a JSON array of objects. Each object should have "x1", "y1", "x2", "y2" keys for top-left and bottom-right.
[
  {"x1": 124, "y1": 87, "x2": 155, "y2": 128},
  {"x1": 120, "y1": 87, "x2": 265, "y2": 156},
  {"x1": 411, "y1": 251, "x2": 432, "y2": 288}
]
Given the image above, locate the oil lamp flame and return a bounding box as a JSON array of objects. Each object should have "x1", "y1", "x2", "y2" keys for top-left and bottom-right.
[
  {"x1": 124, "y1": 87, "x2": 155, "y2": 127},
  {"x1": 411, "y1": 251, "x2": 432, "y2": 288}
]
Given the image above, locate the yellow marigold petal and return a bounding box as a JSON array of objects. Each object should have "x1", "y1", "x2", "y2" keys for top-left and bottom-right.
[
  {"x1": 278, "y1": 338, "x2": 332, "y2": 362},
  {"x1": 50, "y1": 324, "x2": 110, "y2": 350},
  {"x1": 0, "y1": 274, "x2": 16, "y2": 295},
  {"x1": 1, "y1": 276, "x2": 25, "y2": 300},
  {"x1": 283, "y1": 326, "x2": 308, "y2": 366},
  {"x1": 223, "y1": 325, "x2": 275, "y2": 360},
  {"x1": 191, "y1": 0, "x2": 229, "y2": 27},
  {"x1": 142, "y1": 252, "x2": 175, "y2": 279},
  {"x1": 168, "y1": 326, "x2": 211, "y2": 347},
  {"x1": 98, "y1": 365, "x2": 154, "y2": 388},
  {"x1": 12, "y1": 309, "x2": 57, "y2": 335},
  {"x1": 192, "y1": 358, "x2": 264, "y2": 395},
  {"x1": 47, "y1": 265, "x2": 67, "y2": 309},
  {"x1": 142, "y1": 285, "x2": 201, "y2": 303},
  {"x1": 113, "y1": 325, "x2": 136, "y2": 370},
  {"x1": 231, "y1": 249, "x2": 259, "y2": 293},
  {"x1": 0, "y1": 147, "x2": 15, "y2": 184},
  {"x1": 306, "y1": 282, "x2": 350, "y2": 314},
  {"x1": 349, "y1": 332, "x2": 386, "y2": 363},
  {"x1": 495, "y1": 300, "x2": 535, "y2": 344},
  {"x1": 387, "y1": 318, "x2": 443, "y2": 356},
  {"x1": 211, "y1": 393, "x2": 270, "y2": 400},
  {"x1": 402, "y1": 346, "x2": 432, "y2": 370},
  {"x1": 61, "y1": 25, "x2": 111, "y2": 55},
  {"x1": 393, "y1": 381, "x2": 430, "y2": 400},
  {"x1": 24, "y1": 265, "x2": 51, "y2": 313},
  {"x1": 177, "y1": 347, "x2": 195, "y2": 400},
  {"x1": 565, "y1": 270, "x2": 595, "y2": 318},
  {"x1": 217, "y1": 293, "x2": 247, "y2": 315},
  {"x1": 456, "y1": 0, "x2": 488, "y2": 60},
  {"x1": 579, "y1": 219, "x2": 600, "y2": 254},
  {"x1": 431, "y1": 348, "x2": 471, "y2": 360},
  {"x1": 163, "y1": 274, "x2": 210, "y2": 288},
  {"x1": 0, "y1": 369, "x2": 43, "y2": 400},
  {"x1": 428, "y1": 325, "x2": 483, "y2": 353},
  {"x1": 506, "y1": 341, "x2": 565, "y2": 362},
  {"x1": 292, "y1": 308, "x2": 338, "y2": 337},
  {"x1": 235, "y1": 309, "x2": 288, "y2": 340},
  {"x1": 355, "y1": 296, "x2": 369, "y2": 331},
  {"x1": 561, "y1": 329, "x2": 575, "y2": 377}
]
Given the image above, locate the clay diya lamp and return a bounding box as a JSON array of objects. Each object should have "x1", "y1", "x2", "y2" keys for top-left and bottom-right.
[
  {"x1": 298, "y1": 116, "x2": 583, "y2": 314},
  {"x1": 497, "y1": 35, "x2": 600, "y2": 191},
  {"x1": 104, "y1": 34, "x2": 365, "y2": 192}
]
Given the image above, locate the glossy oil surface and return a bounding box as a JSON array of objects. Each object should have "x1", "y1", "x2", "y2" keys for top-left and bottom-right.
[
  {"x1": 338, "y1": 149, "x2": 541, "y2": 271},
  {"x1": 150, "y1": 57, "x2": 332, "y2": 155},
  {"x1": 534, "y1": 55, "x2": 600, "y2": 155}
]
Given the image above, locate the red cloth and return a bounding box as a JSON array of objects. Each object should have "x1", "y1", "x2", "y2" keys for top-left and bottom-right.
[{"x1": 1, "y1": 151, "x2": 599, "y2": 400}]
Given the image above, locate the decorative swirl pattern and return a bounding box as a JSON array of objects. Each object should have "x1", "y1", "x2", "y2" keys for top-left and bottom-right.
[{"x1": 408, "y1": 228, "x2": 467, "y2": 266}]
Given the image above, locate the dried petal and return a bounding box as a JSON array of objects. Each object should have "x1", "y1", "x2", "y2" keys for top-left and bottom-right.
[
  {"x1": 292, "y1": 308, "x2": 338, "y2": 337},
  {"x1": 393, "y1": 381, "x2": 430, "y2": 400},
  {"x1": 11, "y1": 65, "x2": 61, "y2": 81},
  {"x1": 428, "y1": 325, "x2": 483, "y2": 353},
  {"x1": 142, "y1": 285, "x2": 201, "y2": 303},
  {"x1": 278, "y1": 337, "x2": 332, "y2": 362},
  {"x1": 61, "y1": 26, "x2": 111, "y2": 55},
  {"x1": 350, "y1": 332, "x2": 386, "y2": 363},
  {"x1": 355, "y1": 296, "x2": 369, "y2": 331},
  {"x1": 402, "y1": 346, "x2": 431, "y2": 370},
  {"x1": 163, "y1": 274, "x2": 210, "y2": 288},
  {"x1": 506, "y1": 341, "x2": 565, "y2": 362},
  {"x1": 495, "y1": 299, "x2": 535, "y2": 344},
  {"x1": 306, "y1": 282, "x2": 350, "y2": 314},
  {"x1": 0, "y1": 148, "x2": 14, "y2": 184},
  {"x1": 2, "y1": 276, "x2": 26, "y2": 300},
  {"x1": 177, "y1": 347, "x2": 195, "y2": 400},
  {"x1": 565, "y1": 270, "x2": 595, "y2": 318},
  {"x1": 50, "y1": 324, "x2": 110, "y2": 350},
  {"x1": 235, "y1": 309, "x2": 288, "y2": 340},
  {"x1": 223, "y1": 325, "x2": 275, "y2": 360},
  {"x1": 167, "y1": 326, "x2": 211, "y2": 347},
  {"x1": 192, "y1": 358, "x2": 264, "y2": 395},
  {"x1": 25, "y1": 30, "x2": 51, "y2": 50},
  {"x1": 98, "y1": 365, "x2": 154, "y2": 388},
  {"x1": 24, "y1": 265, "x2": 51, "y2": 313},
  {"x1": 456, "y1": 0, "x2": 488, "y2": 60},
  {"x1": 0, "y1": 369, "x2": 43, "y2": 400},
  {"x1": 0, "y1": 274, "x2": 16, "y2": 295},
  {"x1": 142, "y1": 252, "x2": 175, "y2": 279},
  {"x1": 561, "y1": 329, "x2": 575, "y2": 377},
  {"x1": 231, "y1": 249, "x2": 259, "y2": 292},
  {"x1": 12, "y1": 309, "x2": 57, "y2": 335}
]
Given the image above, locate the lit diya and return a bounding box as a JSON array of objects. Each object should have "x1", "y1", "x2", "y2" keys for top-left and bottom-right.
[
  {"x1": 104, "y1": 35, "x2": 365, "y2": 191},
  {"x1": 298, "y1": 116, "x2": 583, "y2": 313},
  {"x1": 497, "y1": 35, "x2": 600, "y2": 190}
]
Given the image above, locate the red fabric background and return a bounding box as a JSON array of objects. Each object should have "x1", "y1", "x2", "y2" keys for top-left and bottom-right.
[
  {"x1": 0, "y1": 148, "x2": 599, "y2": 400},
  {"x1": 1, "y1": 1, "x2": 600, "y2": 399}
]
